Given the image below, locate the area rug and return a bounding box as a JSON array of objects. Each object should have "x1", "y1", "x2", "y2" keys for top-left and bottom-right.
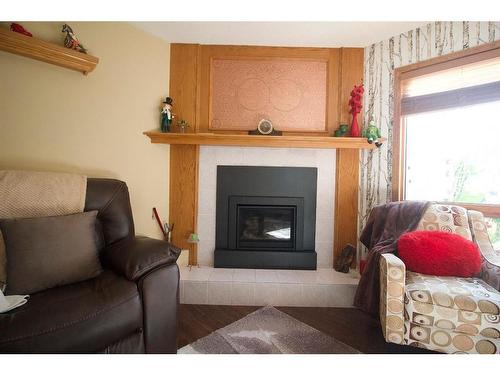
[{"x1": 178, "y1": 306, "x2": 360, "y2": 354}]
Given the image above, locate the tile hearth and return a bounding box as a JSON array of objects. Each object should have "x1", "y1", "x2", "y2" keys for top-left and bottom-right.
[{"x1": 179, "y1": 267, "x2": 359, "y2": 307}]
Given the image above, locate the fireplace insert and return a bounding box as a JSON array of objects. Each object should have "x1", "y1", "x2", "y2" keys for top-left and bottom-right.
[
  {"x1": 237, "y1": 205, "x2": 295, "y2": 249},
  {"x1": 214, "y1": 166, "x2": 317, "y2": 269}
]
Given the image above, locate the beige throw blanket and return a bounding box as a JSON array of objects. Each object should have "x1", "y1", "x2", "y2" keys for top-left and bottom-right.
[{"x1": 0, "y1": 170, "x2": 87, "y2": 290}]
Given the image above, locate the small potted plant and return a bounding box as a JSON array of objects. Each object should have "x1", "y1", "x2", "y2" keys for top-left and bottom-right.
[{"x1": 177, "y1": 120, "x2": 190, "y2": 133}]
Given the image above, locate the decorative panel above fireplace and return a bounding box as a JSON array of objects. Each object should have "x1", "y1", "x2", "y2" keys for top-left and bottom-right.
[
  {"x1": 210, "y1": 58, "x2": 327, "y2": 132},
  {"x1": 215, "y1": 166, "x2": 317, "y2": 269}
]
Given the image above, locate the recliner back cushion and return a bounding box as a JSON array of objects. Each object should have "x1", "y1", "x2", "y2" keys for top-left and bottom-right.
[
  {"x1": 84, "y1": 179, "x2": 135, "y2": 247},
  {"x1": 417, "y1": 204, "x2": 472, "y2": 240}
]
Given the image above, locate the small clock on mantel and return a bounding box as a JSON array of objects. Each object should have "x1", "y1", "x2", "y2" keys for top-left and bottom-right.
[
  {"x1": 258, "y1": 119, "x2": 273, "y2": 134},
  {"x1": 248, "y1": 119, "x2": 282, "y2": 136}
]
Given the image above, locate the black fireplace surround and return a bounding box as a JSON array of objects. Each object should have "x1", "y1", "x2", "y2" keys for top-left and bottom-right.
[{"x1": 214, "y1": 166, "x2": 317, "y2": 269}]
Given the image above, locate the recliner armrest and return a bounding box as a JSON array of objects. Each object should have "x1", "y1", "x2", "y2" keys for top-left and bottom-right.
[{"x1": 103, "y1": 236, "x2": 181, "y2": 281}]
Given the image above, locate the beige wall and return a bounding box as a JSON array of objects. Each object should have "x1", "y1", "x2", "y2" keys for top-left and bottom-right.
[{"x1": 0, "y1": 22, "x2": 171, "y2": 239}]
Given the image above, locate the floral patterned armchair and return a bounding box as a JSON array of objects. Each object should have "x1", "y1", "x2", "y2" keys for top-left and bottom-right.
[{"x1": 379, "y1": 204, "x2": 500, "y2": 354}]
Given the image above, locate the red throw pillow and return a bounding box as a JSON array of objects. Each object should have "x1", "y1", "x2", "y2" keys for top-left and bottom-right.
[{"x1": 397, "y1": 231, "x2": 482, "y2": 277}]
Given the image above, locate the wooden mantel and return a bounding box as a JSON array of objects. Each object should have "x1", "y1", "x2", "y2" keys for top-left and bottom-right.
[
  {"x1": 155, "y1": 43, "x2": 369, "y2": 267},
  {"x1": 144, "y1": 131, "x2": 383, "y2": 150}
]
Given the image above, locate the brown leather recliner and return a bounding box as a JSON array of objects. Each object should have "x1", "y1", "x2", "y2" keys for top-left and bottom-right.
[{"x1": 0, "y1": 178, "x2": 180, "y2": 353}]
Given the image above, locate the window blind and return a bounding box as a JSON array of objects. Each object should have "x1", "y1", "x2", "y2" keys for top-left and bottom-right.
[{"x1": 401, "y1": 55, "x2": 500, "y2": 115}]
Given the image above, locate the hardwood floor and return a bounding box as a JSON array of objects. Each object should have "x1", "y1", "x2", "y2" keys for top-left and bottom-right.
[{"x1": 178, "y1": 304, "x2": 432, "y2": 354}]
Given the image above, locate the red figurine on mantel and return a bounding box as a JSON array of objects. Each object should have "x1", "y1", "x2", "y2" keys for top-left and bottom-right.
[
  {"x1": 10, "y1": 23, "x2": 33, "y2": 37},
  {"x1": 348, "y1": 84, "x2": 364, "y2": 137}
]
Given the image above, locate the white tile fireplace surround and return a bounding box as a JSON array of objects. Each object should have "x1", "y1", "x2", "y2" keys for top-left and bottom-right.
[
  {"x1": 180, "y1": 267, "x2": 359, "y2": 307},
  {"x1": 197, "y1": 146, "x2": 336, "y2": 268},
  {"x1": 182, "y1": 146, "x2": 360, "y2": 307}
]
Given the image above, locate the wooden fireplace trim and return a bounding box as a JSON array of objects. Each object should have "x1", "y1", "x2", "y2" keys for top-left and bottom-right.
[{"x1": 153, "y1": 43, "x2": 366, "y2": 267}]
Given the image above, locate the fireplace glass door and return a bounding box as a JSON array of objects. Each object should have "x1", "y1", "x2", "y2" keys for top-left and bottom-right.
[{"x1": 237, "y1": 205, "x2": 296, "y2": 249}]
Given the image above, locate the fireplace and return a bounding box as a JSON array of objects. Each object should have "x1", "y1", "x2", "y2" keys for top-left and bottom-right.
[
  {"x1": 214, "y1": 166, "x2": 317, "y2": 269},
  {"x1": 237, "y1": 205, "x2": 295, "y2": 249}
]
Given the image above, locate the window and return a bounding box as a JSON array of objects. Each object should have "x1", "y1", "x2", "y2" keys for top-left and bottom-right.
[
  {"x1": 405, "y1": 101, "x2": 500, "y2": 204},
  {"x1": 393, "y1": 42, "x2": 500, "y2": 249}
]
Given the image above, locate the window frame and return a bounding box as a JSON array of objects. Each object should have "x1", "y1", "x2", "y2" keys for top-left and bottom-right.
[{"x1": 393, "y1": 40, "x2": 500, "y2": 218}]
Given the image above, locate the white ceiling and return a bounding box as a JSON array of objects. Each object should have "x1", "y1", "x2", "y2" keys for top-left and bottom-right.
[{"x1": 133, "y1": 22, "x2": 428, "y2": 48}]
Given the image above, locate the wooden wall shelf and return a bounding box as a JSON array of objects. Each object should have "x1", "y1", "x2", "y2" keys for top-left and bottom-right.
[
  {"x1": 144, "y1": 131, "x2": 384, "y2": 150},
  {"x1": 0, "y1": 28, "x2": 98, "y2": 75}
]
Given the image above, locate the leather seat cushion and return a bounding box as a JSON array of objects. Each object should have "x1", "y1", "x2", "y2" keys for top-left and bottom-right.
[{"x1": 0, "y1": 271, "x2": 143, "y2": 353}]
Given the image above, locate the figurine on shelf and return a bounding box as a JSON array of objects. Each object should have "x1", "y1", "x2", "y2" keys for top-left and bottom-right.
[
  {"x1": 362, "y1": 117, "x2": 382, "y2": 147},
  {"x1": 160, "y1": 97, "x2": 174, "y2": 132},
  {"x1": 177, "y1": 120, "x2": 190, "y2": 133},
  {"x1": 333, "y1": 123, "x2": 349, "y2": 137},
  {"x1": 10, "y1": 23, "x2": 32, "y2": 37},
  {"x1": 61, "y1": 24, "x2": 87, "y2": 54},
  {"x1": 348, "y1": 84, "x2": 364, "y2": 137}
]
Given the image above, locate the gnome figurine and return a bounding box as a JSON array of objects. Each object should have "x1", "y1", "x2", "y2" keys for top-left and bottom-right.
[
  {"x1": 362, "y1": 117, "x2": 382, "y2": 147},
  {"x1": 160, "y1": 97, "x2": 174, "y2": 132}
]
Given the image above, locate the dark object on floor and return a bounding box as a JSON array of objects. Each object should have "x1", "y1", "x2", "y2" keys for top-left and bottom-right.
[
  {"x1": 62, "y1": 24, "x2": 87, "y2": 53},
  {"x1": 353, "y1": 200, "x2": 430, "y2": 316},
  {"x1": 0, "y1": 179, "x2": 181, "y2": 353},
  {"x1": 334, "y1": 244, "x2": 356, "y2": 273},
  {"x1": 179, "y1": 306, "x2": 359, "y2": 354},
  {"x1": 10, "y1": 23, "x2": 33, "y2": 37}
]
